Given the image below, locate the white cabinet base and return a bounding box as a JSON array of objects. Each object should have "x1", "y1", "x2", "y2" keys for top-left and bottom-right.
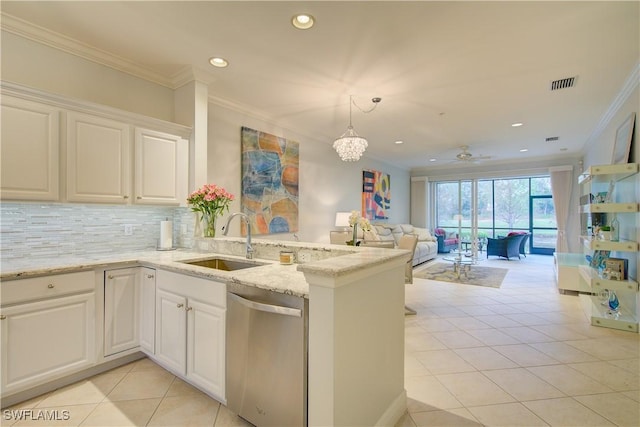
[
  {"x1": 104, "y1": 268, "x2": 140, "y2": 357},
  {"x1": 154, "y1": 270, "x2": 226, "y2": 401},
  {"x1": 155, "y1": 289, "x2": 187, "y2": 374},
  {"x1": 1, "y1": 293, "x2": 95, "y2": 395}
]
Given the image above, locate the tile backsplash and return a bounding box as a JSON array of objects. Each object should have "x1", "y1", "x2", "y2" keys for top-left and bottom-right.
[{"x1": 0, "y1": 202, "x2": 197, "y2": 262}]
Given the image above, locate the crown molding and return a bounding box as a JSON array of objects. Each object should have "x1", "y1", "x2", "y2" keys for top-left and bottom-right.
[
  {"x1": 171, "y1": 66, "x2": 218, "y2": 90},
  {"x1": 1, "y1": 80, "x2": 192, "y2": 137},
  {"x1": 1, "y1": 12, "x2": 176, "y2": 89},
  {"x1": 587, "y1": 60, "x2": 640, "y2": 145}
]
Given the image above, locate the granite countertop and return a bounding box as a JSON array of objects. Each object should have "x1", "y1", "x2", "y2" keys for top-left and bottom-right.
[{"x1": 0, "y1": 238, "x2": 411, "y2": 299}]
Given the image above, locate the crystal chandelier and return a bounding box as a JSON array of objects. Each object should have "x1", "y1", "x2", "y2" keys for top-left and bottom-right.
[{"x1": 333, "y1": 95, "x2": 375, "y2": 162}]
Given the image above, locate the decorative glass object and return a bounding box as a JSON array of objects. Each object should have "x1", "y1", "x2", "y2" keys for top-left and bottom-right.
[
  {"x1": 599, "y1": 289, "x2": 610, "y2": 306},
  {"x1": 610, "y1": 214, "x2": 620, "y2": 242},
  {"x1": 608, "y1": 290, "x2": 620, "y2": 312}
]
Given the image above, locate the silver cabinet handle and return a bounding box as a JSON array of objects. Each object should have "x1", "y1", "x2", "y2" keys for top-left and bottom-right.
[
  {"x1": 185, "y1": 306, "x2": 192, "y2": 312},
  {"x1": 48, "y1": 284, "x2": 54, "y2": 289},
  {"x1": 123, "y1": 195, "x2": 129, "y2": 199},
  {"x1": 108, "y1": 275, "x2": 114, "y2": 279},
  {"x1": 137, "y1": 196, "x2": 142, "y2": 199},
  {"x1": 177, "y1": 303, "x2": 184, "y2": 308},
  {"x1": 146, "y1": 274, "x2": 154, "y2": 279},
  {"x1": 0, "y1": 315, "x2": 6, "y2": 320}
]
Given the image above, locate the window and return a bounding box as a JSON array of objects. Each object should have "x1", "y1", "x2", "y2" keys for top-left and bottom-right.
[{"x1": 433, "y1": 176, "x2": 556, "y2": 254}]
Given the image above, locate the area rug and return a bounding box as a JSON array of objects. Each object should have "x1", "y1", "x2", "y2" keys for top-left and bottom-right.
[{"x1": 414, "y1": 262, "x2": 508, "y2": 288}]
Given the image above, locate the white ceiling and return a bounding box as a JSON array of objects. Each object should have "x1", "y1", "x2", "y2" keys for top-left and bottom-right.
[{"x1": 2, "y1": 1, "x2": 639, "y2": 171}]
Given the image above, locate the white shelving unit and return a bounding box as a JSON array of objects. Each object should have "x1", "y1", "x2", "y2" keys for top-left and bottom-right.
[{"x1": 578, "y1": 163, "x2": 639, "y2": 333}]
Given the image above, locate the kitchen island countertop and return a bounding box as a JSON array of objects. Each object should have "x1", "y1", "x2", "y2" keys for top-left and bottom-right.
[{"x1": 0, "y1": 238, "x2": 410, "y2": 299}]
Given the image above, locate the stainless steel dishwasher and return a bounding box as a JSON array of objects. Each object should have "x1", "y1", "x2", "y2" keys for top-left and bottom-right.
[{"x1": 226, "y1": 282, "x2": 308, "y2": 427}]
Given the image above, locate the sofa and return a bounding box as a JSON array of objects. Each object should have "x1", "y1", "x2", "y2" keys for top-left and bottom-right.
[
  {"x1": 433, "y1": 228, "x2": 459, "y2": 253},
  {"x1": 363, "y1": 223, "x2": 438, "y2": 266}
]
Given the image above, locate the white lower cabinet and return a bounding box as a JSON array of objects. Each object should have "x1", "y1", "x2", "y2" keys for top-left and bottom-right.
[
  {"x1": 104, "y1": 268, "x2": 140, "y2": 356},
  {"x1": 186, "y1": 298, "x2": 225, "y2": 395},
  {"x1": 139, "y1": 267, "x2": 156, "y2": 355},
  {"x1": 104, "y1": 267, "x2": 157, "y2": 357},
  {"x1": 155, "y1": 270, "x2": 225, "y2": 400},
  {"x1": 1, "y1": 291, "x2": 95, "y2": 395}
]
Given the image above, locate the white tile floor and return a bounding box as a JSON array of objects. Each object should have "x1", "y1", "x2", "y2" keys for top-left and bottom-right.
[
  {"x1": 399, "y1": 254, "x2": 639, "y2": 427},
  {"x1": 3, "y1": 254, "x2": 639, "y2": 427},
  {"x1": 2, "y1": 358, "x2": 252, "y2": 427}
]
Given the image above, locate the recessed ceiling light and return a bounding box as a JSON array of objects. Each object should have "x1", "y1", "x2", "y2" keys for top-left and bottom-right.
[
  {"x1": 512, "y1": 122, "x2": 523, "y2": 127},
  {"x1": 394, "y1": 140, "x2": 404, "y2": 145},
  {"x1": 209, "y1": 57, "x2": 228, "y2": 68},
  {"x1": 520, "y1": 148, "x2": 528, "y2": 152},
  {"x1": 292, "y1": 14, "x2": 315, "y2": 29},
  {"x1": 429, "y1": 158, "x2": 437, "y2": 162}
]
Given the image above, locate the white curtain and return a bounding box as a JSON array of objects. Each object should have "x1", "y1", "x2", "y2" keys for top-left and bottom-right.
[{"x1": 549, "y1": 166, "x2": 574, "y2": 253}]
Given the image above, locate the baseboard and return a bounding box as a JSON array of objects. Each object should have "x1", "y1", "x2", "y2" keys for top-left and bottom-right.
[
  {"x1": 375, "y1": 389, "x2": 407, "y2": 427},
  {"x1": 1, "y1": 352, "x2": 145, "y2": 409}
]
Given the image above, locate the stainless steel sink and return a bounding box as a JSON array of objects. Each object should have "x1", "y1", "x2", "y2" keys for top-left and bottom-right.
[{"x1": 181, "y1": 257, "x2": 263, "y2": 271}]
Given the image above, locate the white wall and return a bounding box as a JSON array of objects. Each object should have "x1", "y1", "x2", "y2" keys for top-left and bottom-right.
[
  {"x1": 207, "y1": 102, "x2": 410, "y2": 243},
  {"x1": 583, "y1": 86, "x2": 639, "y2": 168},
  {"x1": 1, "y1": 31, "x2": 175, "y2": 121}
]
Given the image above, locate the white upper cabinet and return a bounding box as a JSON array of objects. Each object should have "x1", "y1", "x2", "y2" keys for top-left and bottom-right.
[
  {"x1": 1, "y1": 82, "x2": 191, "y2": 206},
  {"x1": 66, "y1": 111, "x2": 132, "y2": 204},
  {"x1": 134, "y1": 128, "x2": 188, "y2": 206},
  {"x1": 0, "y1": 95, "x2": 60, "y2": 201}
]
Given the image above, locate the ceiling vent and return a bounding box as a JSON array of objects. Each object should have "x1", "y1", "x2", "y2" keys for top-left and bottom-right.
[
  {"x1": 545, "y1": 136, "x2": 559, "y2": 142},
  {"x1": 550, "y1": 76, "x2": 577, "y2": 91}
]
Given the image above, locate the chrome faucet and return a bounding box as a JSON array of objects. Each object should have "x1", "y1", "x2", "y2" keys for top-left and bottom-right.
[{"x1": 223, "y1": 212, "x2": 254, "y2": 259}]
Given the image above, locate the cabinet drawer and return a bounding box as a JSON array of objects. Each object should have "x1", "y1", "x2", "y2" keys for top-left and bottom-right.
[
  {"x1": 156, "y1": 269, "x2": 225, "y2": 308},
  {"x1": 1, "y1": 271, "x2": 95, "y2": 306}
]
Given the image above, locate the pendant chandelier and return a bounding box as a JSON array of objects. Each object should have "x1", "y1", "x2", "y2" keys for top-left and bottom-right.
[{"x1": 333, "y1": 95, "x2": 380, "y2": 162}]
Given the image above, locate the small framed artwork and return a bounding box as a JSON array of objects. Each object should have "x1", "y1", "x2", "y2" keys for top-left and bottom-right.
[
  {"x1": 611, "y1": 112, "x2": 635, "y2": 164},
  {"x1": 604, "y1": 257, "x2": 628, "y2": 280}
]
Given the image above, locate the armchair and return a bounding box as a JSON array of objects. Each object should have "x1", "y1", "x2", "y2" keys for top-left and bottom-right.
[
  {"x1": 433, "y1": 228, "x2": 459, "y2": 253},
  {"x1": 486, "y1": 233, "x2": 527, "y2": 260},
  {"x1": 507, "y1": 231, "x2": 530, "y2": 257}
]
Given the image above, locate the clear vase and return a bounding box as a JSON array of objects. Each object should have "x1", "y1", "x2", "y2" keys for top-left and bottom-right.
[
  {"x1": 201, "y1": 213, "x2": 217, "y2": 237},
  {"x1": 610, "y1": 214, "x2": 620, "y2": 242}
]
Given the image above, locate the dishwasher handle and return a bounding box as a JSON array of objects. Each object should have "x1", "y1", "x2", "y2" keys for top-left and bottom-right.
[{"x1": 228, "y1": 292, "x2": 302, "y2": 317}]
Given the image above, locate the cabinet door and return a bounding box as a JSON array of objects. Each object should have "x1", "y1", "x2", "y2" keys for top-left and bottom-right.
[
  {"x1": 1, "y1": 293, "x2": 95, "y2": 395},
  {"x1": 134, "y1": 128, "x2": 187, "y2": 206},
  {"x1": 186, "y1": 298, "x2": 225, "y2": 398},
  {"x1": 155, "y1": 289, "x2": 187, "y2": 375},
  {"x1": 66, "y1": 111, "x2": 131, "y2": 203},
  {"x1": 104, "y1": 268, "x2": 140, "y2": 356},
  {"x1": 1, "y1": 96, "x2": 59, "y2": 201},
  {"x1": 140, "y1": 267, "x2": 156, "y2": 355}
]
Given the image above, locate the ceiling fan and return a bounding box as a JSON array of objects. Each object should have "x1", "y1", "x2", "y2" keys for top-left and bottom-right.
[{"x1": 452, "y1": 145, "x2": 492, "y2": 162}]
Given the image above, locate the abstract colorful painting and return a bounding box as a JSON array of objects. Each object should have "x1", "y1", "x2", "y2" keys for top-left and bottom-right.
[
  {"x1": 362, "y1": 169, "x2": 390, "y2": 220},
  {"x1": 241, "y1": 127, "x2": 299, "y2": 235}
]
